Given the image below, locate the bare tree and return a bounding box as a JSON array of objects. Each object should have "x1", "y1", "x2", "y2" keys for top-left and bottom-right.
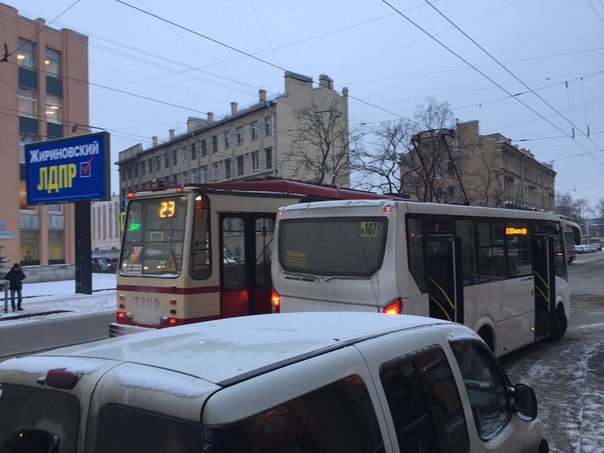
[
  {"x1": 596, "y1": 196, "x2": 604, "y2": 219},
  {"x1": 351, "y1": 119, "x2": 415, "y2": 194},
  {"x1": 352, "y1": 97, "x2": 455, "y2": 199},
  {"x1": 287, "y1": 100, "x2": 351, "y2": 186}
]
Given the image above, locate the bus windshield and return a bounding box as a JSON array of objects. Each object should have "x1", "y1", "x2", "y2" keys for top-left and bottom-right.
[
  {"x1": 120, "y1": 195, "x2": 190, "y2": 276},
  {"x1": 278, "y1": 217, "x2": 387, "y2": 277}
]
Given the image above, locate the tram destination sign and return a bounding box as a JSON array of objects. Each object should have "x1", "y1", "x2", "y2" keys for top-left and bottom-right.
[{"x1": 25, "y1": 132, "x2": 110, "y2": 204}]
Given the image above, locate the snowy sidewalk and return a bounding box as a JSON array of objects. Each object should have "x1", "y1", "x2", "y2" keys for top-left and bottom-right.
[{"x1": 0, "y1": 273, "x2": 116, "y2": 324}]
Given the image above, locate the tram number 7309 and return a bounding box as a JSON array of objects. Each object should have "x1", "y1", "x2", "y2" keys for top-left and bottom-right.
[{"x1": 134, "y1": 296, "x2": 161, "y2": 310}]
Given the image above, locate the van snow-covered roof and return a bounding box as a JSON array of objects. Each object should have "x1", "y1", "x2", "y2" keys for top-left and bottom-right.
[{"x1": 5, "y1": 313, "x2": 448, "y2": 386}]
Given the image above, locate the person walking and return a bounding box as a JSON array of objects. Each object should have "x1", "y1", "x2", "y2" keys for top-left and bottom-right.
[{"x1": 4, "y1": 263, "x2": 26, "y2": 311}]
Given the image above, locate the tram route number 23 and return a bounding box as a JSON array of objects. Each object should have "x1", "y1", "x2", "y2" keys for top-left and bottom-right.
[
  {"x1": 134, "y1": 296, "x2": 160, "y2": 309},
  {"x1": 360, "y1": 221, "x2": 378, "y2": 237},
  {"x1": 159, "y1": 200, "x2": 176, "y2": 218}
]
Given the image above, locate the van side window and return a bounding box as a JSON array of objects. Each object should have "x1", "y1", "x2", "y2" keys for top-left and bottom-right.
[
  {"x1": 202, "y1": 375, "x2": 384, "y2": 452},
  {"x1": 381, "y1": 347, "x2": 469, "y2": 453},
  {"x1": 95, "y1": 404, "x2": 201, "y2": 452},
  {"x1": 450, "y1": 340, "x2": 511, "y2": 440}
]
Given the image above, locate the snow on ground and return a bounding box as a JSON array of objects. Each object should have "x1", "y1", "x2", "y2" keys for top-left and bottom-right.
[{"x1": 0, "y1": 273, "x2": 116, "y2": 326}]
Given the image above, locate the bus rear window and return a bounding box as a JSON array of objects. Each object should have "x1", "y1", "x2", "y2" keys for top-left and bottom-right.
[
  {"x1": 0, "y1": 384, "x2": 80, "y2": 452},
  {"x1": 278, "y1": 218, "x2": 387, "y2": 277}
]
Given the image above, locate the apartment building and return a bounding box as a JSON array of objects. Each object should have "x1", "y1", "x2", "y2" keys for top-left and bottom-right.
[
  {"x1": 91, "y1": 194, "x2": 121, "y2": 252},
  {"x1": 0, "y1": 3, "x2": 89, "y2": 266},
  {"x1": 402, "y1": 120, "x2": 556, "y2": 211},
  {"x1": 116, "y1": 71, "x2": 350, "y2": 199}
]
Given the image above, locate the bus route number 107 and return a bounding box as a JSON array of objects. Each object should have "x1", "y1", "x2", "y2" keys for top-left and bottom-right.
[{"x1": 360, "y1": 221, "x2": 378, "y2": 238}]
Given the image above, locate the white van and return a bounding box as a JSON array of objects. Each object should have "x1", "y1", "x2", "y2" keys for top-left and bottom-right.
[{"x1": 0, "y1": 313, "x2": 548, "y2": 452}]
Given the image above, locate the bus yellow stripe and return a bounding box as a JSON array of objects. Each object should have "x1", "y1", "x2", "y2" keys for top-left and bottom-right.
[
  {"x1": 429, "y1": 295, "x2": 453, "y2": 321},
  {"x1": 428, "y1": 277, "x2": 457, "y2": 311}
]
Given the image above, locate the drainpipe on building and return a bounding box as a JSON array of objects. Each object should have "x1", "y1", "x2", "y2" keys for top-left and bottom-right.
[{"x1": 265, "y1": 102, "x2": 277, "y2": 177}]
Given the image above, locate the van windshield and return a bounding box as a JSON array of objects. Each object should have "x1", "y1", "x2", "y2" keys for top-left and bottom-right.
[
  {"x1": 278, "y1": 217, "x2": 388, "y2": 277},
  {"x1": 0, "y1": 384, "x2": 79, "y2": 452}
]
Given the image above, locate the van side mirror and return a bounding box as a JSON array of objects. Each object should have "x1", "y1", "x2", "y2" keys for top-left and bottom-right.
[{"x1": 513, "y1": 383, "x2": 538, "y2": 421}]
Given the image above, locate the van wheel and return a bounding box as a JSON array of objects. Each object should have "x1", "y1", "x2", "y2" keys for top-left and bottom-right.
[
  {"x1": 545, "y1": 306, "x2": 567, "y2": 343},
  {"x1": 478, "y1": 327, "x2": 494, "y2": 352}
]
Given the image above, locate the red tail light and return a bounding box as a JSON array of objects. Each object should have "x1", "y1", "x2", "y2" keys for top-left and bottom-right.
[
  {"x1": 271, "y1": 289, "x2": 281, "y2": 313},
  {"x1": 383, "y1": 298, "x2": 403, "y2": 315}
]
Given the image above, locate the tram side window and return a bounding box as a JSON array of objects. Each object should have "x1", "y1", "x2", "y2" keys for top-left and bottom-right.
[
  {"x1": 222, "y1": 217, "x2": 246, "y2": 290},
  {"x1": 190, "y1": 195, "x2": 211, "y2": 279},
  {"x1": 255, "y1": 217, "x2": 275, "y2": 288}
]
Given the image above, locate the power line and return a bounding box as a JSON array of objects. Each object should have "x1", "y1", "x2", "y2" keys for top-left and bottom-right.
[
  {"x1": 381, "y1": 0, "x2": 604, "y2": 168},
  {"x1": 423, "y1": 0, "x2": 603, "y2": 151}
]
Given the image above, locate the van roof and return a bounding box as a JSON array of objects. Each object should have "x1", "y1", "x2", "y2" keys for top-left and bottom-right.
[{"x1": 28, "y1": 313, "x2": 448, "y2": 386}]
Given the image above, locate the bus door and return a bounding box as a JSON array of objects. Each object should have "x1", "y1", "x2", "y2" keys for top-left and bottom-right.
[
  {"x1": 531, "y1": 235, "x2": 556, "y2": 338},
  {"x1": 220, "y1": 213, "x2": 276, "y2": 318},
  {"x1": 425, "y1": 235, "x2": 464, "y2": 324}
]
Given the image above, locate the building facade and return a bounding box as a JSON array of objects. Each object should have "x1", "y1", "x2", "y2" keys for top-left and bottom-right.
[
  {"x1": 0, "y1": 3, "x2": 89, "y2": 266},
  {"x1": 116, "y1": 72, "x2": 350, "y2": 200},
  {"x1": 91, "y1": 194, "x2": 121, "y2": 252},
  {"x1": 401, "y1": 120, "x2": 556, "y2": 211}
]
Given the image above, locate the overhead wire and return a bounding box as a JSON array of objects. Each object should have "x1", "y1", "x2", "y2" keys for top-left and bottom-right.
[{"x1": 382, "y1": 0, "x2": 604, "y2": 167}]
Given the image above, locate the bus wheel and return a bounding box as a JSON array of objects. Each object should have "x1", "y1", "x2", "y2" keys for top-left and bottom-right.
[
  {"x1": 545, "y1": 306, "x2": 567, "y2": 343},
  {"x1": 478, "y1": 327, "x2": 495, "y2": 353}
]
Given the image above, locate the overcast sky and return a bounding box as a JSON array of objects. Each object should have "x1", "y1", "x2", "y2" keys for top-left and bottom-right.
[{"x1": 6, "y1": 0, "x2": 604, "y2": 210}]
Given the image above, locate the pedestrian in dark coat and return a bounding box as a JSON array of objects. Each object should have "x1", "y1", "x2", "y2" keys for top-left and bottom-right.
[{"x1": 4, "y1": 263, "x2": 26, "y2": 311}]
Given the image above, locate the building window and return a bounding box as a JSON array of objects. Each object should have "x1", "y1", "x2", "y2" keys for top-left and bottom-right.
[
  {"x1": 201, "y1": 139, "x2": 207, "y2": 156},
  {"x1": 18, "y1": 87, "x2": 36, "y2": 118},
  {"x1": 201, "y1": 165, "x2": 208, "y2": 183},
  {"x1": 148, "y1": 160, "x2": 153, "y2": 173},
  {"x1": 265, "y1": 116, "x2": 273, "y2": 136},
  {"x1": 182, "y1": 173, "x2": 188, "y2": 184},
  {"x1": 45, "y1": 95, "x2": 62, "y2": 123},
  {"x1": 212, "y1": 135, "x2": 218, "y2": 153},
  {"x1": 448, "y1": 185, "x2": 455, "y2": 196},
  {"x1": 182, "y1": 148, "x2": 187, "y2": 162},
  {"x1": 191, "y1": 142, "x2": 197, "y2": 160},
  {"x1": 212, "y1": 162, "x2": 220, "y2": 181},
  {"x1": 17, "y1": 38, "x2": 35, "y2": 69},
  {"x1": 191, "y1": 168, "x2": 199, "y2": 182},
  {"x1": 19, "y1": 134, "x2": 35, "y2": 165},
  {"x1": 236, "y1": 126, "x2": 243, "y2": 145},
  {"x1": 237, "y1": 156, "x2": 244, "y2": 176},
  {"x1": 250, "y1": 121, "x2": 258, "y2": 140},
  {"x1": 251, "y1": 151, "x2": 259, "y2": 172},
  {"x1": 156, "y1": 156, "x2": 161, "y2": 171},
  {"x1": 173, "y1": 150, "x2": 177, "y2": 165},
  {"x1": 224, "y1": 131, "x2": 231, "y2": 149},
  {"x1": 265, "y1": 148, "x2": 272, "y2": 169},
  {"x1": 45, "y1": 48, "x2": 61, "y2": 78},
  {"x1": 164, "y1": 153, "x2": 169, "y2": 168},
  {"x1": 225, "y1": 159, "x2": 232, "y2": 179},
  {"x1": 141, "y1": 161, "x2": 145, "y2": 176}
]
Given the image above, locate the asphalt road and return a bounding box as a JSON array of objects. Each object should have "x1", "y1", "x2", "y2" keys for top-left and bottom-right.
[{"x1": 501, "y1": 251, "x2": 604, "y2": 453}]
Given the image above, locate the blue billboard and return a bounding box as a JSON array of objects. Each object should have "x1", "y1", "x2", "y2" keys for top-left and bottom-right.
[{"x1": 25, "y1": 132, "x2": 110, "y2": 204}]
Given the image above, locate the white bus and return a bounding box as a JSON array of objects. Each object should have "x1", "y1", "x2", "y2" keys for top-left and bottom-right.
[{"x1": 272, "y1": 199, "x2": 571, "y2": 357}]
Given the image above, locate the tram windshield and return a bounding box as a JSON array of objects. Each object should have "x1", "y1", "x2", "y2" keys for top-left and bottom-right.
[{"x1": 120, "y1": 195, "x2": 190, "y2": 276}]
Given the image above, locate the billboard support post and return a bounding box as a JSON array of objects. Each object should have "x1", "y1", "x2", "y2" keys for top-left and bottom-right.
[{"x1": 75, "y1": 201, "x2": 92, "y2": 295}]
